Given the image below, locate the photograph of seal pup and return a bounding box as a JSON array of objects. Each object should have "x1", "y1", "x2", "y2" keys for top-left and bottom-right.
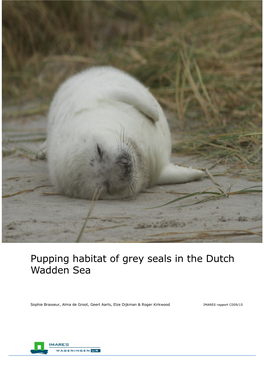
[{"x1": 37, "y1": 66, "x2": 204, "y2": 199}]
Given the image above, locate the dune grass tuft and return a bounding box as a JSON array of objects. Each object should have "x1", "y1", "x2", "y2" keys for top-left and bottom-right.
[{"x1": 2, "y1": 1, "x2": 262, "y2": 176}]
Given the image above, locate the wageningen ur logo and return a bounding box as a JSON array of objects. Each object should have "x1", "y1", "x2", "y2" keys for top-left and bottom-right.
[{"x1": 31, "y1": 342, "x2": 48, "y2": 354}]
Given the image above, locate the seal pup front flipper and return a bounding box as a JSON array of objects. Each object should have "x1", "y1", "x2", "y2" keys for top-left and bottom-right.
[
  {"x1": 156, "y1": 164, "x2": 204, "y2": 185},
  {"x1": 106, "y1": 88, "x2": 159, "y2": 123},
  {"x1": 73, "y1": 88, "x2": 159, "y2": 123}
]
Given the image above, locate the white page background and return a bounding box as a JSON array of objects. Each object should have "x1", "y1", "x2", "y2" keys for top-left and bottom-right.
[{"x1": 1, "y1": 243, "x2": 263, "y2": 372}]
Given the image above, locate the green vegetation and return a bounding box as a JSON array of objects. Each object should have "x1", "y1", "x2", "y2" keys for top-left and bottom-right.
[{"x1": 2, "y1": 1, "x2": 262, "y2": 177}]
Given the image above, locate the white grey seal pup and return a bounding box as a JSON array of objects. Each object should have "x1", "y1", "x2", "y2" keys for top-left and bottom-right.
[{"x1": 37, "y1": 66, "x2": 203, "y2": 199}]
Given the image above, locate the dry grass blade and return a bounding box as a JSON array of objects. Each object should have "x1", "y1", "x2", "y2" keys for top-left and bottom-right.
[
  {"x1": 84, "y1": 224, "x2": 127, "y2": 233},
  {"x1": 150, "y1": 226, "x2": 262, "y2": 238},
  {"x1": 42, "y1": 192, "x2": 62, "y2": 196},
  {"x1": 43, "y1": 55, "x2": 95, "y2": 64},
  {"x1": 175, "y1": 55, "x2": 186, "y2": 128},
  {"x1": 76, "y1": 186, "x2": 102, "y2": 243},
  {"x1": 180, "y1": 51, "x2": 211, "y2": 123},
  {"x1": 149, "y1": 185, "x2": 262, "y2": 209},
  {"x1": 194, "y1": 61, "x2": 220, "y2": 124},
  {"x1": 226, "y1": 9, "x2": 262, "y2": 31},
  {"x1": 7, "y1": 137, "x2": 46, "y2": 143},
  {"x1": 206, "y1": 168, "x2": 222, "y2": 187},
  {"x1": 2, "y1": 185, "x2": 52, "y2": 198},
  {"x1": 83, "y1": 216, "x2": 131, "y2": 220}
]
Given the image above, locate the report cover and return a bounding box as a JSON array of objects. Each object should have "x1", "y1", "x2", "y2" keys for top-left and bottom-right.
[{"x1": 2, "y1": 1, "x2": 263, "y2": 372}]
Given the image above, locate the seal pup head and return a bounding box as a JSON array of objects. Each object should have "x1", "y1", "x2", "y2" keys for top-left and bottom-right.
[
  {"x1": 89, "y1": 139, "x2": 136, "y2": 199},
  {"x1": 51, "y1": 129, "x2": 148, "y2": 200}
]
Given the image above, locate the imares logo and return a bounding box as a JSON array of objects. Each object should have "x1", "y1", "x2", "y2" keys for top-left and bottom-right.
[{"x1": 30, "y1": 342, "x2": 48, "y2": 354}]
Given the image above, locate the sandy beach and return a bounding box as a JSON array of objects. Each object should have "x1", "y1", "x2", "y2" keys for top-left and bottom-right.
[{"x1": 2, "y1": 111, "x2": 262, "y2": 243}]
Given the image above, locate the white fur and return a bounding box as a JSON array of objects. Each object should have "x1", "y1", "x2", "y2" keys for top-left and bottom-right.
[{"x1": 37, "y1": 66, "x2": 204, "y2": 199}]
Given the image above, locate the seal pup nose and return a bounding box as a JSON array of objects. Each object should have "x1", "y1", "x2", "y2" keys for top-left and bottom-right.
[
  {"x1": 117, "y1": 153, "x2": 134, "y2": 177},
  {"x1": 115, "y1": 141, "x2": 135, "y2": 181}
]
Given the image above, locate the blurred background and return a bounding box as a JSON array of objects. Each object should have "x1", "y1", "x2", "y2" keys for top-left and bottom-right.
[{"x1": 2, "y1": 0, "x2": 262, "y2": 175}]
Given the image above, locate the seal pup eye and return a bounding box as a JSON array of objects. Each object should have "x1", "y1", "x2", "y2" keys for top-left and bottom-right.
[{"x1": 97, "y1": 144, "x2": 103, "y2": 159}]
